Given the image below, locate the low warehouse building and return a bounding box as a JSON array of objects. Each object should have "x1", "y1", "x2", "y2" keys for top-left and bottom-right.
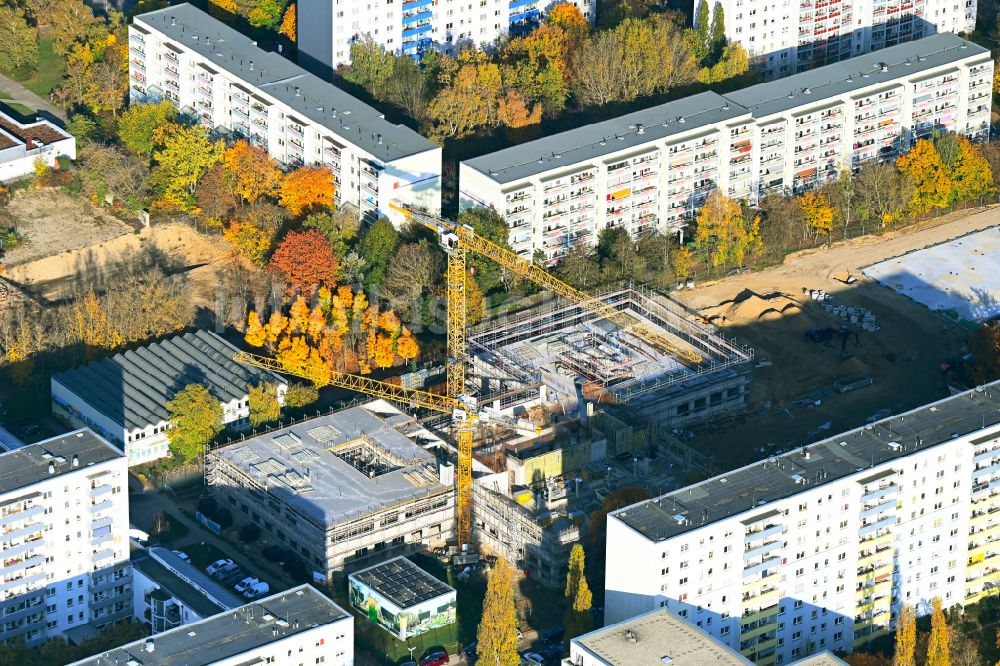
[
  {"x1": 51, "y1": 330, "x2": 286, "y2": 466},
  {"x1": 348, "y1": 556, "x2": 456, "y2": 640}
]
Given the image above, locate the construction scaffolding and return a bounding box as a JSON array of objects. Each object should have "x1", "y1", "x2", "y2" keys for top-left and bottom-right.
[{"x1": 468, "y1": 284, "x2": 754, "y2": 428}]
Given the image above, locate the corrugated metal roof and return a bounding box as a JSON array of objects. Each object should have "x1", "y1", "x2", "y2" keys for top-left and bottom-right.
[{"x1": 52, "y1": 330, "x2": 284, "y2": 431}]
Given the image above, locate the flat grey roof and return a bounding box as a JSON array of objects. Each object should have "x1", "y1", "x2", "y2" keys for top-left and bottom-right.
[
  {"x1": 573, "y1": 608, "x2": 751, "y2": 665},
  {"x1": 134, "y1": 3, "x2": 438, "y2": 162},
  {"x1": 726, "y1": 33, "x2": 989, "y2": 117},
  {"x1": 350, "y1": 556, "x2": 454, "y2": 609},
  {"x1": 463, "y1": 92, "x2": 749, "y2": 185},
  {"x1": 210, "y1": 403, "x2": 450, "y2": 527},
  {"x1": 68, "y1": 585, "x2": 348, "y2": 666},
  {"x1": 52, "y1": 329, "x2": 284, "y2": 432},
  {"x1": 613, "y1": 380, "x2": 1000, "y2": 542},
  {"x1": 132, "y1": 549, "x2": 227, "y2": 618},
  {"x1": 0, "y1": 429, "x2": 122, "y2": 496}
]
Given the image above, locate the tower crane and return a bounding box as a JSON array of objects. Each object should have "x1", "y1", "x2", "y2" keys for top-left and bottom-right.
[{"x1": 234, "y1": 200, "x2": 703, "y2": 551}]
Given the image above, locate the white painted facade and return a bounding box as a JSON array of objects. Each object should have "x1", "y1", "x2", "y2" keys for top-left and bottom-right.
[
  {"x1": 297, "y1": 0, "x2": 596, "y2": 71},
  {"x1": 129, "y1": 3, "x2": 442, "y2": 224},
  {"x1": 459, "y1": 34, "x2": 991, "y2": 264},
  {"x1": 702, "y1": 0, "x2": 976, "y2": 78},
  {"x1": 0, "y1": 112, "x2": 76, "y2": 183},
  {"x1": 605, "y1": 383, "x2": 1000, "y2": 665},
  {"x1": 0, "y1": 431, "x2": 131, "y2": 647}
]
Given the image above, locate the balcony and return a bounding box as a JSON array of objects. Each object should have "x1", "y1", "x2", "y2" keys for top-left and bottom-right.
[{"x1": 90, "y1": 500, "x2": 113, "y2": 514}]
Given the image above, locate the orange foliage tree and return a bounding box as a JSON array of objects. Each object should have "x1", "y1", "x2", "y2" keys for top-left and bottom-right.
[
  {"x1": 280, "y1": 167, "x2": 336, "y2": 217},
  {"x1": 547, "y1": 2, "x2": 590, "y2": 45},
  {"x1": 280, "y1": 3, "x2": 296, "y2": 41},
  {"x1": 245, "y1": 285, "x2": 416, "y2": 378},
  {"x1": 269, "y1": 229, "x2": 340, "y2": 293},
  {"x1": 222, "y1": 140, "x2": 283, "y2": 205}
]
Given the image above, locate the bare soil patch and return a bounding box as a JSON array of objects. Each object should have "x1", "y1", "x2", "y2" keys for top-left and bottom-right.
[{"x1": 3, "y1": 189, "x2": 132, "y2": 266}]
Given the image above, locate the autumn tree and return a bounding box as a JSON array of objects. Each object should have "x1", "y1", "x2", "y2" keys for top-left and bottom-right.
[
  {"x1": 303, "y1": 209, "x2": 361, "y2": 257},
  {"x1": 195, "y1": 164, "x2": 238, "y2": 228},
  {"x1": 671, "y1": 246, "x2": 693, "y2": 279},
  {"x1": 150, "y1": 122, "x2": 224, "y2": 211},
  {"x1": 556, "y1": 246, "x2": 601, "y2": 289},
  {"x1": 283, "y1": 382, "x2": 319, "y2": 408},
  {"x1": 118, "y1": 101, "x2": 178, "y2": 158},
  {"x1": 224, "y1": 202, "x2": 285, "y2": 265},
  {"x1": 546, "y1": 2, "x2": 590, "y2": 47},
  {"x1": 477, "y1": 558, "x2": 520, "y2": 666},
  {"x1": 222, "y1": 140, "x2": 283, "y2": 205},
  {"x1": 926, "y1": 597, "x2": 950, "y2": 666},
  {"x1": 694, "y1": 190, "x2": 762, "y2": 270},
  {"x1": 382, "y1": 241, "x2": 439, "y2": 320},
  {"x1": 693, "y1": 0, "x2": 711, "y2": 61},
  {"x1": 893, "y1": 604, "x2": 916, "y2": 666},
  {"x1": 0, "y1": 6, "x2": 39, "y2": 78},
  {"x1": 897, "y1": 139, "x2": 952, "y2": 216},
  {"x1": 166, "y1": 383, "x2": 223, "y2": 463},
  {"x1": 248, "y1": 382, "x2": 281, "y2": 427},
  {"x1": 564, "y1": 544, "x2": 593, "y2": 647},
  {"x1": 49, "y1": 0, "x2": 99, "y2": 56},
  {"x1": 856, "y1": 163, "x2": 913, "y2": 230},
  {"x1": 396, "y1": 327, "x2": 420, "y2": 366},
  {"x1": 587, "y1": 485, "x2": 650, "y2": 560},
  {"x1": 465, "y1": 274, "x2": 487, "y2": 326},
  {"x1": 710, "y1": 1, "x2": 726, "y2": 60},
  {"x1": 280, "y1": 166, "x2": 336, "y2": 217},
  {"x1": 427, "y1": 51, "x2": 504, "y2": 140},
  {"x1": 948, "y1": 136, "x2": 993, "y2": 203},
  {"x1": 798, "y1": 190, "x2": 834, "y2": 238},
  {"x1": 77, "y1": 142, "x2": 150, "y2": 210},
  {"x1": 280, "y1": 3, "x2": 296, "y2": 41},
  {"x1": 573, "y1": 14, "x2": 696, "y2": 106},
  {"x1": 269, "y1": 230, "x2": 340, "y2": 293},
  {"x1": 357, "y1": 217, "x2": 400, "y2": 287}
]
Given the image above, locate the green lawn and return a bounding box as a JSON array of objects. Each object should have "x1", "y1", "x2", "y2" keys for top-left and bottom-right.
[
  {"x1": 0, "y1": 93, "x2": 34, "y2": 116},
  {"x1": 20, "y1": 39, "x2": 65, "y2": 98}
]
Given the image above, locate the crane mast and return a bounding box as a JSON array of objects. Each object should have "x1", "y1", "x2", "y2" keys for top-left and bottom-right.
[{"x1": 235, "y1": 200, "x2": 704, "y2": 553}]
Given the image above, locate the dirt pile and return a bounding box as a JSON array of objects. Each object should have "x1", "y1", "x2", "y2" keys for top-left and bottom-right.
[{"x1": 701, "y1": 289, "x2": 803, "y2": 325}]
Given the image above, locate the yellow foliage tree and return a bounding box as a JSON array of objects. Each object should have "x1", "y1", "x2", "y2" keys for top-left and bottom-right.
[
  {"x1": 222, "y1": 140, "x2": 283, "y2": 204},
  {"x1": 893, "y1": 604, "x2": 916, "y2": 666},
  {"x1": 896, "y1": 139, "x2": 952, "y2": 216},
  {"x1": 950, "y1": 137, "x2": 993, "y2": 203},
  {"x1": 798, "y1": 190, "x2": 834, "y2": 237},
  {"x1": 396, "y1": 327, "x2": 419, "y2": 365},
  {"x1": 694, "y1": 190, "x2": 761, "y2": 270},
  {"x1": 373, "y1": 334, "x2": 395, "y2": 368},
  {"x1": 223, "y1": 220, "x2": 277, "y2": 266},
  {"x1": 926, "y1": 597, "x2": 950, "y2": 666},
  {"x1": 150, "y1": 122, "x2": 224, "y2": 210}
]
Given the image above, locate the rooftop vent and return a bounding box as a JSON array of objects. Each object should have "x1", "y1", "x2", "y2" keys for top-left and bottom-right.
[
  {"x1": 145, "y1": 640, "x2": 155, "y2": 653},
  {"x1": 803, "y1": 87, "x2": 811, "y2": 95},
  {"x1": 48, "y1": 462, "x2": 55, "y2": 475},
  {"x1": 888, "y1": 441, "x2": 901, "y2": 451},
  {"x1": 672, "y1": 513, "x2": 686, "y2": 525},
  {"x1": 626, "y1": 629, "x2": 637, "y2": 643},
  {"x1": 249, "y1": 60, "x2": 254, "y2": 70},
  {"x1": 170, "y1": 16, "x2": 176, "y2": 25},
  {"x1": 636, "y1": 123, "x2": 645, "y2": 135}
]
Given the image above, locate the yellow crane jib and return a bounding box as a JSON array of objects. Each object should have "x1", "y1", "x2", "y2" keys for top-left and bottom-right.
[{"x1": 387, "y1": 200, "x2": 703, "y2": 366}]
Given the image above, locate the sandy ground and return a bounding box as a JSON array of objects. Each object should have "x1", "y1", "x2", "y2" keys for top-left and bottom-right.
[
  {"x1": 4, "y1": 189, "x2": 133, "y2": 266},
  {"x1": 4, "y1": 209, "x2": 238, "y2": 308},
  {"x1": 672, "y1": 205, "x2": 1000, "y2": 467}
]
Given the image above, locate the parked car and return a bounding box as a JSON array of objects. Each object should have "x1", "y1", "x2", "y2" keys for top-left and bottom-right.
[
  {"x1": 519, "y1": 653, "x2": 544, "y2": 666},
  {"x1": 540, "y1": 646, "x2": 563, "y2": 663},
  {"x1": 212, "y1": 562, "x2": 239, "y2": 579},
  {"x1": 234, "y1": 576, "x2": 259, "y2": 593},
  {"x1": 172, "y1": 551, "x2": 190, "y2": 562},
  {"x1": 419, "y1": 652, "x2": 449, "y2": 666},
  {"x1": 540, "y1": 627, "x2": 564, "y2": 646},
  {"x1": 243, "y1": 581, "x2": 269, "y2": 599},
  {"x1": 205, "y1": 558, "x2": 233, "y2": 575}
]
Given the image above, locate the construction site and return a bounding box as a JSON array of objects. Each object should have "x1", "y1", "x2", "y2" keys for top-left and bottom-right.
[
  {"x1": 467, "y1": 283, "x2": 754, "y2": 428},
  {"x1": 234, "y1": 204, "x2": 756, "y2": 593}
]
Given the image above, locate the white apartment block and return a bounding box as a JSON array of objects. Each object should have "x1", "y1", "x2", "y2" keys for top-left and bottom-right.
[
  {"x1": 69, "y1": 585, "x2": 354, "y2": 666},
  {"x1": 459, "y1": 33, "x2": 991, "y2": 264},
  {"x1": 0, "y1": 430, "x2": 130, "y2": 647},
  {"x1": 605, "y1": 381, "x2": 1000, "y2": 665},
  {"x1": 129, "y1": 3, "x2": 442, "y2": 224},
  {"x1": 297, "y1": 0, "x2": 596, "y2": 72},
  {"x1": 704, "y1": 0, "x2": 976, "y2": 78}
]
